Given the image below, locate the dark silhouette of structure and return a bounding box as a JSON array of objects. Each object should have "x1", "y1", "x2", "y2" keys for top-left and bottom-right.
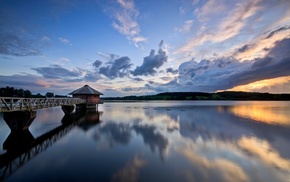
[
  {"x1": 0, "y1": 85, "x2": 103, "y2": 131},
  {"x1": 69, "y1": 84, "x2": 103, "y2": 110},
  {"x1": 0, "y1": 110, "x2": 101, "y2": 180}
]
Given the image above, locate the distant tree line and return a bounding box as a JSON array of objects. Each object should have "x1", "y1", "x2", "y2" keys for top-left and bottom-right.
[
  {"x1": 0, "y1": 86, "x2": 67, "y2": 98},
  {"x1": 103, "y1": 91, "x2": 290, "y2": 101},
  {"x1": 1, "y1": 86, "x2": 290, "y2": 100}
]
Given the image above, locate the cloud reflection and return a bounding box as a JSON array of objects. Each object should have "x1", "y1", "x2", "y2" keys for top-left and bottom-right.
[
  {"x1": 238, "y1": 136, "x2": 290, "y2": 172},
  {"x1": 98, "y1": 102, "x2": 290, "y2": 181},
  {"x1": 112, "y1": 155, "x2": 146, "y2": 182},
  {"x1": 92, "y1": 120, "x2": 168, "y2": 161},
  {"x1": 133, "y1": 125, "x2": 168, "y2": 161},
  {"x1": 178, "y1": 147, "x2": 248, "y2": 182},
  {"x1": 229, "y1": 105, "x2": 290, "y2": 126},
  {"x1": 100, "y1": 123, "x2": 132, "y2": 146}
]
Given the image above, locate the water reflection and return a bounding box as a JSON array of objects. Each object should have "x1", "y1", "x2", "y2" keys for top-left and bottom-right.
[
  {"x1": 112, "y1": 155, "x2": 146, "y2": 182},
  {"x1": 0, "y1": 110, "x2": 101, "y2": 180},
  {"x1": 93, "y1": 121, "x2": 168, "y2": 161},
  {"x1": 100, "y1": 102, "x2": 290, "y2": 181},
  {"x1": 227, "y1": 105, "x2": 290, "y2": 126},
  {"x1": 1, "y1": 101, "x2": 290, "y2": 182}
]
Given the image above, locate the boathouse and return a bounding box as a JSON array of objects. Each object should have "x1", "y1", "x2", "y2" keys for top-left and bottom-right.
[{"x1": 69, "y1": 85, "x2": 103, "y2": 109}]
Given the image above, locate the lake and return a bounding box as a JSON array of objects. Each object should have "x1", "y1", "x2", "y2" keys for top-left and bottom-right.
[{"x1": 1, "y1": 101, "x2": 290, "y2": 182}]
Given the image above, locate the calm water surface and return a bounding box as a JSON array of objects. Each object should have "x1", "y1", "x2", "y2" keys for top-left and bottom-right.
[{"x1": 1, "y1": 101, "x2": 290, "y2": 182}]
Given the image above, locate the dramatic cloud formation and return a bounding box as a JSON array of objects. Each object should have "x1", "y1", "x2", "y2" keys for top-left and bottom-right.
[
  {"x1": 177, "y1": 0, "x2": 261, "y2": 55},
  {"x1": 98, "y1": 56, "x2": 133, "y2": 79},
  {"x1": 175, "y1": 38, "x2": 290, "y2": 91},
  {"x1": 131, "y1": 42, "x2": 168, "y2": 76}
]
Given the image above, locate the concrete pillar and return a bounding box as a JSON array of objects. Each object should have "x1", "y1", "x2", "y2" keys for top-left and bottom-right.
[
  {"x1": 61, "y1": 105, "x2": 75, "y2": 115},
  {"x1": 3, "y1": 111, "x2": 36, "y2": 131}
]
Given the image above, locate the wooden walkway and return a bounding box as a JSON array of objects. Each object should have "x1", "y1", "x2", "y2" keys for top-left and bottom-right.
[{"x1": 0, "y1": 97, "x2": 86, "y2": 112}]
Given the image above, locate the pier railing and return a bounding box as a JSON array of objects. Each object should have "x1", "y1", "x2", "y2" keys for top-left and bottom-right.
[{"x1": 0, "y1": 97, "x2": 86, "y2": 112}]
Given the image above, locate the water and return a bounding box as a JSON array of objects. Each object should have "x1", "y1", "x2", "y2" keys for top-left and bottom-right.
[{"x1": 1, "y1": 101, "x2": 290, "y2": 182}]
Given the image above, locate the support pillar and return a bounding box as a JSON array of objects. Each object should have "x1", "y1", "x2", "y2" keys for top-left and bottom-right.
[
  {"x1": 3, "y1": 111, "x2": 36, "y2": 131},
  {"x1": 76, "y1": 103, "x2": 87, "y2": 113},
  {"x1": 61, "y1": 105, "x2": 75, "y2": 115},
  {"x1": 86, "y1": 103, "x2": 96, "y2": 110}
]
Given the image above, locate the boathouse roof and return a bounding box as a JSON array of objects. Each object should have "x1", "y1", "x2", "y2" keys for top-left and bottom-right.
[{"x1": 69, "y1": 85, "x2": 103, "y2": 95}]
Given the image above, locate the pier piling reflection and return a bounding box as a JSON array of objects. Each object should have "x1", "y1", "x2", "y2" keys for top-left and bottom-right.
[{"x1": 0, "y1": 109, "x2": 101, "y2": 180}]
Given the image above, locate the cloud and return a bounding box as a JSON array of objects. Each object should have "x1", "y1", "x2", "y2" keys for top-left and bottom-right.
[
  {"x1": 131, "y1": 43, "x2": 168, "y2": 76},
  {"x1": 103, "y1": 0, "x2": 146, "y2": 47},
  {"x1": 59, "y1": 57, "x2": 70, "y2": 62},
  {"x1": 146, "y1": 38, "x2": 290, "y2": 93},
  {"x1": 227, "y1": 76, "x2": 290, "y2": 93},
  {"x1": 0, "y1": 74, "x2": 46, "y2": 89},
  {"x1": 97, "y1": 52, "x2": 118, "y2": 61},
  {"x1": 58, "y1": 37, "x2": 71, "y2": 45},
  {"x1": 98, "y1": 56, "x2": 133, "y2": 79},
  {"x1": 120, "y1": 87, "x2": 144, "y2": 93},
  {"x1": 166, "y1": 68, "x2": 178, "y2": 74},
  {"x1": 195, "y1": 0, "x2": 227, "y2": 22},
  {"x1": 234, "y1": 26, "x2": 290, "y2": 61},
  {"x1": 132, "y1": 77, "x2": 143, "y2": 82},
  {"x1": 0, "y1": 74, "x2": 72, "y2": 94},
  {"x1": 190, "y1": 39, "x2": 290, "y2": 90},
  {"x1": 94, "y1": 42, "x2": 167, "y2": 80},
  {"x1": 176, "y1": 20, "x2": 194, "y2": 33},
  {"x1": 177, "y1": 0, "x2": 262, "y2": 56},
  {"x1": 41, "y1": 36, "x2": 51, "y2": 42},
  {"x1": 236, "y1": 44, "x2": 252, "y2": 53},
  {"x1": 0, "y1": 29, "x2": 41, "y2": 56},
  {"x1": 93, "y1": 60, "x2": 102, "y2": 68},
  {"x1": 31, "y1": 64, "x2": 100, "y2": 82},
  {"x1": 32, "y1": 64, "x2": 81, "y2": 79},
  {"x1": 265, "y1": 25, "x2": 290, "y2": 39},
  {"x1": 0, "y1": 8, "x2": 42, "y2": 57}
]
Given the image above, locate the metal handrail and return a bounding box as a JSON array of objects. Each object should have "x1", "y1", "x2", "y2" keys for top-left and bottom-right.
[{"x1": 0, "y1": 97, "x2": 86, "y2": 112}]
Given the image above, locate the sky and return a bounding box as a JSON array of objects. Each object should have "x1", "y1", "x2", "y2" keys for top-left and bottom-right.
[{"x1": 0, "y1": 0, "x2": 290, "y2": 97}]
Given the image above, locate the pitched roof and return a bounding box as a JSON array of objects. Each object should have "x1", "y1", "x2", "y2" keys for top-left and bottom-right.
[{"x1": 69, "y1": 85, "x2": 103, "y2": 95}]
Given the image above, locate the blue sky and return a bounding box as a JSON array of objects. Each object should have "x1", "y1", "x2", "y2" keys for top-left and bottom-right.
[{"x1": 0, "y1": 0, "x2": 290, "y2": 96}]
